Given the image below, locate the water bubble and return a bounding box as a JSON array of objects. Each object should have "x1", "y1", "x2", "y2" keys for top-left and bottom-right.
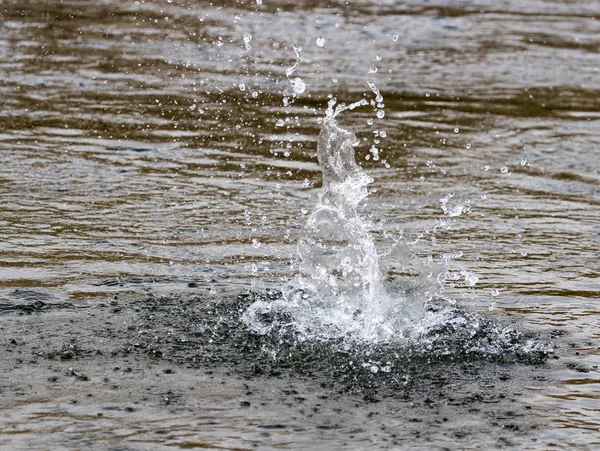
[
  {"x1": 490, "y1": 288, "x2": 500, "y2": 297},
  {"x1": 483, "y1": 165, "x2": 489, "y2": 171},
  {"x1": 392, "y1": 34, "x2": 399, "y2": 41},
  {"x1": 454, "y1": 127, "x2": 459, "y2": 133},
  {"x1": 465, "y1": 143, "x2": 471, "y2": 149},
  {"x1": 316, "y1": 37, "x2": 325, "y2": 47},
  {"x1": 379, "y1": 130, "x2": 387, "y2": 138},
  {"x1": 276, "y1": 119, "x2": 285, "y2": 127},
  {"x1": 238, "y1": 83, "x2": 246, "y2": 91},
  {"x1": 425, "y1": 92, "x2": 430, "y2": 97},
  {"x1": 376, "y1": 110, "x2": 385, "y2": 119},
  {"x1": 252, "y1": 91, "x2": 258, "y2": 98},
  {"x1": 375, "y1": 54, "x2": 381, "y2": 61},
  {"x1": 369, "y1": 66, "x2": 378, "y2": 73},
  {"x1": 251, "y1": 238, "x2": 261, "y2": 248},
  {"x1": 256, "y1": 0, "x2": 262, "y2": 4},
  {"x1": 332, "y1": 78, "x2": 338, "y2": 83},
  {"x1": 520, "y1": 158, "x2": 527, "y2": 166},
  {"x1": 500, "y1": 166, "x2": 508, "y2": 173},
  {"x1": 367, "y1": 118, "x2": 374, "y2": 125}
]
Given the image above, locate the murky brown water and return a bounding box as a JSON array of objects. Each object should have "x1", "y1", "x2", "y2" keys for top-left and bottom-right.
[{"x1": 1, "y1": 0, "x2": 599, "y2": 449}]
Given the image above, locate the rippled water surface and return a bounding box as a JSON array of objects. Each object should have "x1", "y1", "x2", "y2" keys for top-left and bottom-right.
[{"x1": 1, "y1": 0, "x2": 599, "y2": 449}]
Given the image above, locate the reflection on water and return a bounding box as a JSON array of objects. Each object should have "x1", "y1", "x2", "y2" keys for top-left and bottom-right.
[{"x1": 0, "y1": 0, "x2": 598, "y2": 449}]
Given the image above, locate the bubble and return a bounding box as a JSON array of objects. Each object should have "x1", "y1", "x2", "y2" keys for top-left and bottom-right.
[
  {"x1": 490, "y1": 288, "x2": 500, "y2": 297},
  {"x1": 376, "y1": 109, "x2": 385, "y2": 119},
  {"x1": 375, "y1": 54, "x2": 381, "y2": 61},
  {"x1": 316, "y1": 37, "x2": 325, "y2": 47},
  {"x1": 256, "y1": 0, "x2": 262, "y2": 4},
  {"x1": 369, "y1": 66, "x2": 378, "y2": 73},
  {"x1": 454, "y1": 127, "x2": 459, "y2": 133},
  {"x1": 501, "y1": 166, "x2": 508, "y2": 173},
  {"x1": 238, "y1": 83, "x2": 245, "y2": 91},
  {"x1": 465, "y1": 143, "x2": 471, "y2": 149},
  {"x1": 251, "y1": 238, "x2": 261, "y2": 248},
  {"x1": 392, "y1": 34, "x2": 399, "y2": 41},
  {"x1": 379, "y1": 131, "x2": 387, "y2": 138},
  {"x1": 483, "y1": 165, "x2": 489, "y2": 171},
  {"x1": 520, "y1": 158, "x2": 527, "y2": 165}
]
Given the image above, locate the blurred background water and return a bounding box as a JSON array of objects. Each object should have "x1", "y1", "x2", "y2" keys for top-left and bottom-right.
[{"x1": 0, "y1": 0, "x2": 598, "y2": 449}]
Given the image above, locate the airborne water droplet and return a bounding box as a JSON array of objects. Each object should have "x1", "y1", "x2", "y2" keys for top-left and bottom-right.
[
  {"x1": 392, "y1": 34, "x2": 399, "y2": 41},
  {"x1": 316, "y1": 37, "x2": 325, "y2": 47},
  {"x1": 243, "y1": 33, "x2": 252, "y2": 50}
]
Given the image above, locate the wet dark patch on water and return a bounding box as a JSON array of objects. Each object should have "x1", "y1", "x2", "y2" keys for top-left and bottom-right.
[
  {"x1": 0, "y1": 290, "x2": 578, "y2": 449},
  {"x1": 116, "y1": 291, "x2": 553, "y2": 402}
]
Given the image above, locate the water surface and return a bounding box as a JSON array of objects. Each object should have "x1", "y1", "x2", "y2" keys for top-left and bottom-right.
[{"x1": 0, "y1": 0, "x2": 598, "y2": 449}]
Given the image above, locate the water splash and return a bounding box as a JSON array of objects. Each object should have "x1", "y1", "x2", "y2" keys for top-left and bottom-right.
[{"x1": 245, "y1": 92, "x2": 445, "y2": 342}]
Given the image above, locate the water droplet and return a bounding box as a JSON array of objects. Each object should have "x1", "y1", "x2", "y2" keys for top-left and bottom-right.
[
  {"x1": 425, "y1": 92, "x2": 430, "y2": 97},
  {"x1": 376, "y1": 109, "x2": 385, "y2": 119},
  {"x1": 251, "y1": 239, "x2": 261, "y2": 248},
  {"x1": 238, "y1": 83, "x2": 245, "y2": 91},
  {"x1": 290, "y1": 77, "x2": 306, "y2": 95},
  {"x1": 520, "y1": 158, "x2": 527, "y2": 165},
  {"x1": 367, "y1": 118, "x2": 374, "y2": 125},
  {"x1": 483, "y1": 165, "x2": 489, "y2": 171},
  {"x1": 369, "y1": 66, "x2": 378, "y2": 73},
  {"x1": 464, "y1": 272, "x2": 479, "y2": 287},
  {"x1": 490, "y1": 288, "x2": 500, "y2": 297},
  {"x1": 465, "y1": 143, "x2": 471, "y2": 149},
  {"x1": 275, "y1": 119, "x2": 285, "y2": 127},
  {"x1": 501, "y1": 166, "x2": 508, "y2": 173},
  {"x1": 252, "y1": 91, "x2": 258, "y2": 98},
  {"x1": 316, "y1": 37, "x2": 325, "y2": 47},
  {"x1": 256, "y1": 0, "x2": 262, "y2": 4},
  {"x1": 375, "y1": 54, "x2": 381, "y2": 61},
  {"x1": 379, "y1": 130, "x2": 387, "y2": 138},
  {"x1": 243, "y1": 33, "x2": 252, "y2": 50},
  {"x1": 392, "y1": 34, "x2": 399, "y2": 41},
  {"x1": 332, "y1": 78, "x2": 338, "y2": 83},
  {"x1": 454, "y1": 127, "x2": 459, "y2": 133}
]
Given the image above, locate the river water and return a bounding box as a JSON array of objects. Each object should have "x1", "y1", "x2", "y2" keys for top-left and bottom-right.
[{"x1": 0, "y1": 0, "x2": 599, "y2": 449}]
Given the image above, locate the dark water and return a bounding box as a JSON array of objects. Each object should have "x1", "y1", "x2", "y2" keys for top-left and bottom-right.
[{"x1": 0, "y1": 0, "x2": 599, "y2": 449}]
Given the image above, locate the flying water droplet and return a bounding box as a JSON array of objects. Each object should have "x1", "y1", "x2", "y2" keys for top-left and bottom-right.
[
  {"x1": 290, "y1": 77, "x2": 306, "y2": 95},
  {"x1": 316, "y1": 37, "x2": 325, "y2": 47},
  {"x1": 392, "y1": 34, "x2": 399, "y2": 41},
  {"x1": 243, "y1": 33, "x2": 252, "y2": 50}
]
